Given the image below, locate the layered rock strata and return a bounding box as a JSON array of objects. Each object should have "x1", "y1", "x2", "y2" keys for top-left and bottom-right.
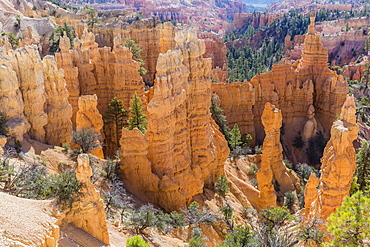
[
  {"x1": 63, "y1": 154, "x2": 109, "y2": 244},
  {"x1": 94, "y1": 20, "x2": 176, "y2": 86},
  {"x1": 257, "y1": 103, "x2": 299, "y2": 208},
  {"x1": 43, "y1": 56, "x2": 73, "y2": 146},
  {"x1": 212, "y1": 14, "x2": 348, "y2": 163},
  {"x1": 0, "y1": 44, "x2": 72, "y2": 145},
  {"x1": 306, "y1": 95, "x2": 358, "y2": 220},
  {"x1": 56, "y1": 30, "x2": 145, "y2": 154},
  {"x1": 76, "y1": 95, "x2": 104, "y2": 158},
  {"x1": 120, "y1": 29, "x2": 229, "y2": 211}
]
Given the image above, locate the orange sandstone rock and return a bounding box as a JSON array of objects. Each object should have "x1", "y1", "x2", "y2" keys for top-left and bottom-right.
[
  {"x1": 0, "y1": 48, "x2": 30, "y2": 141},
  {"x1": 212, "y1": 14, "x2": 348, "y2": 164},
  {"x1": 120, "y1": 29, "x2": 229, "y2": 211},
  {"x1": 43, "y1": 56, "x2": 73, "y2": 146},
  {"x1": 307, "y1": 96, "x2": 359, "y2": 220},
  {"x1": 304, "y1": 173, "x2": 320, "y2": 217},
  {"x1": 63, "y1": 154, "x2": 109, "y2": 245},
  {"x1": 76, "y1": 95, "x2": 104, "y2": 158},
  {"x1": 56, "y1": 28, "x2": 145, "y2": 155}
]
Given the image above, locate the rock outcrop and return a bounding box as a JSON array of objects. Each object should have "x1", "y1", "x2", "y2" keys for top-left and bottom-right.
[
  {"x1": 56, "y1": 29, "x2": 145, "y2": 155},
  {"x1": 43, "y1": 56, "x2": 73, "y2": 146},
  {"x1": 11, "y1": 45, "x2": 48, "y2": 142},
  {"x1": 94, "y1": 20, "x2": 176, "y2": 86},
  {"x1": 120, "y1": 29, "x2": 229, "y2": 211},
  {"x1": 0, "y1": 44, "x2": 72, "y2": 145},
  {"x1": 212, "y1": 13, "x2": 348, "y2": 164},
  {"x1": 76, "y1": 95, "x2": 104, "y2": 158},
  {"x1": 63, "y1": 154, "x2": 109, "y2": 245},
  {"x1": 257, "y1": 103, "x2": 299, "y2": 209},
  {"x1": 306, "y1": 95, "x2": 358, "y2": 220}
]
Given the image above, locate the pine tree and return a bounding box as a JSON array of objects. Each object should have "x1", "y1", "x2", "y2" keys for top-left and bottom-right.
[
  {"x1": 355, "y1": 140, "x2": 370, "y2": 192},
  {"x1": 49, "y1": 21, "x2": 74, "y2": 53},
  {"x1": 215, "y1": 175, "x2": 230, "y2": 198},
  {"x1": 84, "y1": 5, "x2": 98, "y2": 32},
  {"x1": 228, "y1": 124, "x2": 242, "y2": 151},
  {"x1": 210, "y1": 95, "x2": 230, "y2": 140},
  {"x1": 104, "y1": 97, "x2": 127, "y2": 148},
  {"x1": 123, "y1": 38, "x2": 147, "y2": 74},
  {"x1": 327, "y1": 191, "x2": 370, "y2": 246},
  {"x1": 127, "y1": 92, "x2": 147, "y2": 133}
]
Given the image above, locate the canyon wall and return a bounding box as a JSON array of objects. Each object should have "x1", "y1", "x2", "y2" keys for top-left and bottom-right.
[
  {"x1": 94, "y1": 19, "x2": 176, "y2": 86},
  {"x1": 120, "y1": 29, "x2": 229, "y2": 211},
  {"x1": 306, "y1": 95, "x2": 358, "y2": 220},
  {"x1": 56, "y1": 30, "x2": 145, "y2": 155},
  {"x1": 0, "y1": 44, "x2": 72, "y2": 145},
  {"x1": 212, "y1": 15, "x2": 348, "y2": 163}
]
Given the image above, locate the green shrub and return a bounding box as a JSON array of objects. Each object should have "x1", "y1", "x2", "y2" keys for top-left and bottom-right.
[
  {"x1": 284, "y1": 191, "x2": 296, "y2": 211},
  {"x1": 215, "y1": 175, "x2": 230, "y2": 197},
  {"x1": 0, "y1": 113, "x2": 8, "y2": 136},
  {"x1": 72, "y1": 128, "x2": 101, "y2": 153},
  {"x1": 247, "y1": 165, "x2": 258, "y2": 175},
  {"x1": 188, "y1": 227, "x2": 206, "y2": 247},
  {"x1": 220, "y1": 226, "x2": 253, "y2": 247},
  {"x1": 49, "y1": 170, "x2": 81, "y2": 204},
  {"x1": 126, "y1": 236, "x2": 149, "y2": 247}
]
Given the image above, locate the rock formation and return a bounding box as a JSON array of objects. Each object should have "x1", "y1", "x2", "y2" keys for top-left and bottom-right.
[
  {"x1": 94, "y1": 20, "x2": 176, "y2": 86},
  {"x1": 304, "y1": 173, "x2": 320, "y2": 217},
  {"x1": 11, "y1": 45, "x2": 48, "y2": 142},
  {"x1": 63, "y1": 154, "x2": 109, "y2": 245},
  {"x1": 56, "y1": 29, "x2": 145, "y2": 155},
  {"x1": 120, "y1": 29, "x2": 229, "y2": 211},
  {"x1": 0, "y1": 48, "x2": 30, "y2": 141},
  {"x1": 0, "y1": 44, "x2": 72, "y2": 145},
  {"x1": 212, "y1": 13, "x2": 348, "y2": 164},
  {"x1": 257, "y1": 103, "x2": 299, "y2": 208},
  {"x1": 76, "y1": 95, "x2": 104, "y2": 158},
  {"x1": 306, "y1": 95, "x2": 358, "y2": 220},
  {"x1": 43, "y1": 56, "x2": 73, "y2": 146}
]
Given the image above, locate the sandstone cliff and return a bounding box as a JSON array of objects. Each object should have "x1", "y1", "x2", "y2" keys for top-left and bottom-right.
[
  {"x1": 212, "y1": 14, "x2": 348, "y2": 164},
  {"x1": 120, "y1": 29, "x2": 229, "y2": 211},
  {"x1": 76, "y1": 95, "x2": 104, "y2": 158},
  {"x1": 257, "y1": 102, "x2": 299, "y2": 209},
  {"x1": 56, "y1": 29, "x2": 145, "y2": 155},
  {"x1": 62, "y1": 154, "x2": 110, "y2": 244},
  {"x1": 0, "y1": 44, "x2": 72, "y2": 145},
  {"x1": 306, "y1": 95, "x2": 358, "y2": 220},
  {"x1": 94, "y1": 19, "x2": 176, "y2": 86}
]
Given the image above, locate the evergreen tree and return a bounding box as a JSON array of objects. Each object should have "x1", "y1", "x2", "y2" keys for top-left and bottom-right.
[
  {"x1": 355, "y1": 140, "x2": 370, "y2": 192},
  {"x1": 123, "y1": 38, "x2": 147, "y2": 74},
  {"x1": 104, "y1": 97, "x2": 127, "y2": 148},
  {"x1": 127, "y1": 92, "x2": 147, "y2": 133},
  {"x1": 228, "y1": 124, "x2": 242, "y2": 151},
  {"x1": 362, "y1": 61, "x2": 370, "y2": 88},
  {"x1": 49, "y1": 21, "x2": 74, "y2": 53},
  {"x1": 210, "y1": 95, "x2": 230, "y2": 140},
  {"x1": 84, "y1": 5, "x2": 98, "y2": 32},
  {"x1": 215, "y1": 175, "x2": 230, "y2": 198},
  {"x1": 327, "y1": 191, "x2": 370, "y2": 246}
]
